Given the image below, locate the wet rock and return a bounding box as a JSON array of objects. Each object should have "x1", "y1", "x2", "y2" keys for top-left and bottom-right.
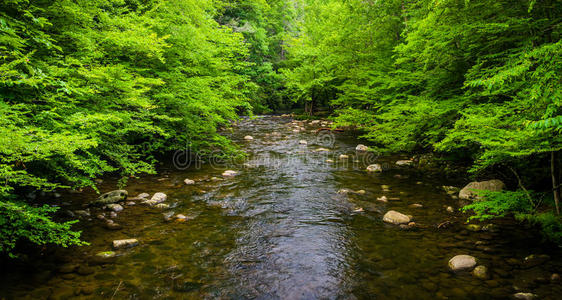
[
  {"x1": 76, "y1": 265, "x2": 95, "y2": 276},
  {"x1": 551, "y1": 273, "x2": 561, "y2": 282},
  {"x1": 299, "y1": 140, "x2": 308, "y2": 145},
  {"x1": 396, "y1": 160, "x2": 413, "y2": 166},
  {"x1": 356, "y1": 144, "x2": 369, "y2": 151},
  {"x1": 353, "y1": 207, "x2": 364, "y2": 213},
  {"x1": 472, "y1": 265, "x2": 489, "y2": 279},
  {"x1": 409, "y1": 203, "x2": 423, "y2": 208},
  {"x1": 339, "y1": 154, "x2": 349, "y2": 159},
  {"x1": 446, "y1": 206, "x2": 454, "y2": 213},
  {"x1": 244, "y1": 135, "x2": 254, "y2": 140},
  {"x1": 81, "y1": 286, "x2": 95, "y2": 295},
  {"x1": 105, "y1": 204, "x2": 123, "y2": 212},
  {"x1": 513, "y1": 292, "x2": 537, "y2": 300},
  {"x1": 104, "y1": 219, "x2": 122, "y2": 230},
  {"x1": 136, "y1": 192, "x2": 150, "y2": 199},
  {"x1": 144, "y1": 192, "x2": 166, "y2": 205},
  {"x1": 125, "y1": 201, "x2": 135, "y2": 206},
  {"x1": 482, "y1": 224, "x2": 499, "y2": 232},
  {"x1": 377, "y1": 196, "x2": 388, "y2": 202},
  {"x1": 466, "y1": 224, "x2": 482, "y2": 232},
  {"x1": 366, "y1": 164, "x2": 382, "y2": 173},
  {"x1": 95, "y1": 251, "x2": 116, "y2": 259},
  {"x1": 326, "y1": 159, "x2": 334, "y2": 163},
  {"x1": 112, "y1": 239, "x2": 139, "y2": 249},
  {"x1": 408, "y1": 222, "x2": 416, "y2": 227},
  {"x1": 58, "y1": 264, "x2": 77, "y2": 273},
  {"x1": 383, "y1": 210, "x2": 411, "y2": 225},
  {"x1": 442, "y1": 186, "x2": 460, "y2": 195},
  {"x1": 448, "y1": 255, "x2": 477, "y2": 271},
  {"x1": 154, "y1": 203, "x2": 169, "y2": 209},
  {"x1": 184, "y1": 179, "x2": 195, "y2": 185},
  {"x1": 523, "y1": 254, "x2": 550, "y2": 268},
  {"x1": 74, "y1": 210, "x2": 90, "y2": 217},
  {"x1": 96, "y1": 214, "x2": 105, "y2": 220},
  {"x1": 94, "y1": 190, "x2": 128, "y2": 205},
  {"x1": 315, "y1": 147, "x2": 331, "y2": 152},
  {"x1": 222, "y1": 170, "x2": 238, "y2": 177},
  {"x1": 459, "y1": 180, "x2": 505, "y2": 200},
  {"x1": 109, "y1": 211, "x2": 118, "y2": 218}
]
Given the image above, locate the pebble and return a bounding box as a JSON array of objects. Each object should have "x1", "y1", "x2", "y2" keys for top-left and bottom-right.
[
  {"x1": 244, "y1": 135, "x2": 254, "y2": 140},
  {"x1": 409, "y1": 203, "x2": 423, "y2": 208},
  {"x1": 446, "y1": 206, "x2": 454, "y2": 213},
  {"x1": 184, "y1": 179, "x2": 195, "y2": 185}
]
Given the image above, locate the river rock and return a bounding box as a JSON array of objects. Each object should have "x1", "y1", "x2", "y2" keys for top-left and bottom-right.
[
  {"x1": 299, "y1": 140, "x2": 308, "y2": 145},
  {"x1": 112, "y1": 239, "x2": 139, "y2": 249},
  {"x1": 366, "y1": 164, "x2": 382, "y2": 173},
  {"x1": 377, "y1": 196, "x2": 388, "y2": 202},
  {"x1": 184, "y1": 179, "x2": 195, "y2": 185},
  {"x1": 448, "y1": 255, "x2": 477, "y2": 271},
  {"x1": 74, "y1": 210, "x2": 90, "y2": 217},
  {"x1": 137, "y1": 192, "x2": 150, "y2": 199},
  {"x1": 94, "y1": 190, "x2": 128, "y2": 205},
  {"x1": 446, "y1": 206, "x2": 454, "y2": 213},
  {"x1": 409, "y1": 203, "x2": 423, "y2": 208},
  {"x1": 244, "y1": 135, "x2": 254, "y2": 140},
  {"x1": 125, "y1": 201, "x2": 135, "y2": 206},
  {"x1": 222, "y1": 170, "x2": 238, "y2": 177},
  {"x1": 442, "y1": 186, "x2": 460, "y2": 195},
  {"x1": 154, "y1": 203, "x2": 169, "y2": 209},
  {"x1": 104, "y1": 219, "x2": 121, "y2": 230},
  {"x1": 356, "y1": 144, "x2": 369, "y2": 151},
  {"x1": 395, "y1": 160, "x2": 413, "y2": 166},
  {"x1": 148, "y1": 192, "x2": 167, "y2": 204},
  {"x1": 472, "y1": 265, "x2": 489, "y2": 279},
  {"x1": 513, "y1": 292, "x2": 537, "y2": 300},
  {"x1": 95, "y1": 251, "x2": 116, "y2": 258},
  {"x1": 106, "y1": 204, "x2": 123, "y2": 212},
  {"x1": 459, "y1": 180, "x2": 505, "y2": 200},
  {"x1": 523, "y1": 254, "x2": 550, "y2": 268},
  {"x1": 339, "y1": 154, "x2": 349, "y2": 159},
  {"x1": 383, "y1": 210, "x2": 411, "y2": 225}
]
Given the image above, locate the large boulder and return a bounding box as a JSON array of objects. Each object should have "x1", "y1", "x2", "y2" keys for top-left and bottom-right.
[
  {"x1": 94, "y1": 190, "x2": 127, "y2": 205},
  {"x1": 383, "y1": 210, "x2": 411, "y2": 225},
  {"x1": 448, "y1": 255, "x2": 477, "y2": 271},
  {"x1": 459, "y1": 180, "x2": 505, "y2": 200}
]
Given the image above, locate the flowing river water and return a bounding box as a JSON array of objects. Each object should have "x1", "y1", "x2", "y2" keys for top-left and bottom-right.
[{"x1": 1, "y1": 115, "x2": 562, "y2": 299}]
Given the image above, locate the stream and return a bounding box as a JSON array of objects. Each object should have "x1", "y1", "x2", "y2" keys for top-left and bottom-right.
[{"x1": 1, "y1": 115, "x2": 561, "y2": 299}]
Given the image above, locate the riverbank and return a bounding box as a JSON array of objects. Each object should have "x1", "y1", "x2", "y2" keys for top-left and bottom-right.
[{"x1": 1, "y1": 115, "x2": 561, "y2": 299}]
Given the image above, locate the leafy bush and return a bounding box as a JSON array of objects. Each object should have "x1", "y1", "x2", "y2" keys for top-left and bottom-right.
[
  {"x1": 461, "y1": 190, "x2": 534, "y2": 221},
  {"x1": 0, "y1": 200, "x2": 87, "y2": 258}
]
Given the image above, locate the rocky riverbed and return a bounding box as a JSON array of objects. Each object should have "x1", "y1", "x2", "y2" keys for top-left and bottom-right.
[{"x1": 0, "y1": 115, "x2": 561, "y2": 299}]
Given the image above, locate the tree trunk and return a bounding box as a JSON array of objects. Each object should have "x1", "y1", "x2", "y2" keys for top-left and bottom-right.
[{"x1": 552, "y1": 151, "x2": 560, "y2": 215}]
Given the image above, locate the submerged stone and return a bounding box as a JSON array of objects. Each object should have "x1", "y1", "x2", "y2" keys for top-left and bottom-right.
[
  {"x1": 448, "y1": 255, "x2": 477, "y2": 271},
  {"x1": 383, "y1": 210, "x2": 410, "y2": 225},
  {"x1": 112, "y1": 239, "x2": 139, "y2": 249},
  {"x1": 94, "y1": 190, "x2": 128, "y2": 205}
]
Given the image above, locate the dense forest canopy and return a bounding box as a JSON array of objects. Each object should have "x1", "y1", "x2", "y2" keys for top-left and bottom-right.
[{"x1": 1, "y1": 0, "x2": 561, "y2": 256}]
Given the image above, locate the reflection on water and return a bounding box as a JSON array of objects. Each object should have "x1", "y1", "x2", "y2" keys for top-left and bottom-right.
[{"x1": 1, "y1": 115, "x2": 562, "y2": 299}]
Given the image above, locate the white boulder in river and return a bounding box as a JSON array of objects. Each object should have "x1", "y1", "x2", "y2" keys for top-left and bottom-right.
[
  {"x1": 448, "y1": 254, "x2": 477, "y2": 271},
  {"x1": 459, "y1": 179, "x2": 505, "y2": 200},
  {"x1": 383, "y1": 210, "x2": 411, "y2": 225},
  {"x1": 366, "y1": 164, "x2": 382, "y2": 173},
  {"x1": 112, "y1": 239, "x2": 139, "y2": 249}
]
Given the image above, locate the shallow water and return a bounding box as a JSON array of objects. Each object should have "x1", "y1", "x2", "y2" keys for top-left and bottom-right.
[{"x1": 1, "y1": 115, "x2": 561, "y2": 299}]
